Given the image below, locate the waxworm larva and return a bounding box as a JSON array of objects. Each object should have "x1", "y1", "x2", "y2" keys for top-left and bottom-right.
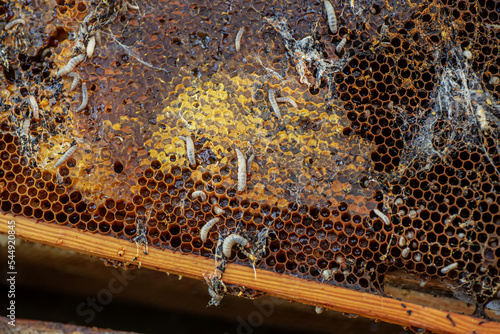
[
  {"x1": 235, "y1": 27, "x2": 245, "y2": 52},
  {"x1": 95, "y1": 30, "x2": 102, "y2": 45},
  {"x1": 75, "y1": 83, "x2": 88, "y2": 112},
  {"x1": 399, "y1": 235, "x2": 405, "y2": 247},
  {"x1": 235, "y1": 148, "x2": 247, "y2": 192},
  {"x1": 441, "y1": 262, "x2": 458, "y2": 274},
  {"x1": 324, "y1": 0, "x2": 337, "y2": 34},
  {"x1": 55, "y1": 145, "x2": 78, "y2": 167},
  {"x1": 4, "y1": 18, "x2": 25, "y2": 31},
  {"x1": 87, "y1": 35, "x2": 96, "y2": 58},
  {"x1": 28, "y1": 95, "x2": 39, "y2": 120},
  {"x1": 476, "y1": 105, "x2": 490, "y2": 130},
  {"x1": 180, "y1": 136, "x2": 196, "y2": 165},
  {"x1": 191, "y1": 190, "x2": 207, "y2": 202},
  {"x1": 57, "y1": 54, "x2": 85, "y2": 77},
  {"x1": 268, "y1": 89, "x2": 281, "y2": 118},
  {"x1": 335, "y1": 36, "x2": 346, "y2": 54},
  {"x1": 223, "y1": 234, "x2": 249, "y2": 258},
  {"x1": 22, "y1": 119, "x2": 30, "y2": 136},
  {"x1": 126, "y1": 1, "x2": 139, "y2": 10},
  {"x1": 214, "y1": 206, "x2": 224, "y2": 215},
  {"x1": 67, "y1": 72, "x2": 81, "y2": 91},
  {"x1": 373, "y1": 208, "x2": 390, "y2": 225},
  {"x1": 200, "y1": 218, "x2": 220, "y2": 242},
  {"x1": 246, "y1": 154, "x2": 255, "y2": 173}
]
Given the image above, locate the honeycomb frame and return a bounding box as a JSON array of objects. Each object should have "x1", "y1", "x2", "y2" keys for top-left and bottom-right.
[
  {"x1": 1, "y1": 0, "x2": 500, "y2": 332},
  {"x1": 3, "y1": 213, "x2": 500, "y2": 333}
]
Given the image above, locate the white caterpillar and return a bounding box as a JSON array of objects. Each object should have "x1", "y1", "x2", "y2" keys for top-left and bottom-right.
[
  {"x1": 200, "y1": 218, "x2": 220, "y2": 242},
  {"x1": 223, "y1": 234, "x2": 249, "y2": 258},
  {"x1": 180, "y1": 135, "x2": 196, "y2": 165},
  {"x1": 75, "y1": 83, "x2": 88, "y2": 112},
  {"x1": 5, "y1": 18, "x2": 25, "y2": 31},
  {"x1": 22, "y1": 119, "x2": 30, "y2": 136},
  {"x1": 398, "y1": 235, "x2": 405, "y2": 247},
  {"x1": 57, "y1": 54, "x2": 85, "y2": 78},
  {"x1": 67, "y1": 72, "x2": 81, "y2": 91},
  {"x1": 373, "y1": 208, "x2": 390, "y2": 225},
  {"x1": 191, "y1": 190, "x2": 207, "y2": 202},
  {"x1": 87, "y1": 35, "x2": 96, "y2": 58},
  {"x1": 246, "y1": 154, "x2": 255, "y2": 173},
  {"x1": 55, "y1": 145, "x2": 78, "y2": 167},
  {"x1": 324, "y1": 0, "x2": 337, "y2": 34},
  {"x1": 268, "y1": 89, "x2": 281, "y2": 118},
  {"x1": 95, "y1": 30, "x2": 102, "y2": 46},
  {"x1": 126, "y1": 1, "x2": 139, "y2": 10},
  {"x1": 235, "y1": 27, "x2": 245, "y2": 52},
  {"x1": 214, "y1": 206, "x2": 224, "y2": 215},
  {"x1": 235, "y1": 148, "x2": 247, "y2": 192},
  {"x1": 335, "y1": 36, "x2": 346, "y2": 54},
  {"x1": 440, "y1": 262, "x2": 458, "y2": 274},
  {"x1": 476, "y1": 105, "x2": 490, "y2": 131},
  {"x1": 28, "y1": 95, "x2": 39, "y2": 120}
]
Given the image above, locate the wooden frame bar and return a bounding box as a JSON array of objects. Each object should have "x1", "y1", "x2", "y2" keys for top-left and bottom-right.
[{"x1": 1, "y1": 213, "x2": 498, "y2": 334}]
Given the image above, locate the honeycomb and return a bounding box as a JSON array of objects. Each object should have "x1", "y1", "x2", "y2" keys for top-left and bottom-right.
[{"x1": 1, "y1": 0, "x2": 500, "y2": 321}]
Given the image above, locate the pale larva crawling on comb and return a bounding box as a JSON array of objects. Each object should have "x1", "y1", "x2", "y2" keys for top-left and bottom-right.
[
  {"x1": 95, "y1": 30, "x2": 102, "y2": 46},
  {"x1": 324, "y1": 0, "x2": 337, "y2": 34},
  {"x1": 214, "y1": 206, "x2": 224, "y2": 215},
  {"x1": 56, "y1": 53, "x2": 85, "y2": 78},
  {"x1": 4, "y1": 18, "x2": 25, "y2": 31},
  {"x1": 86, "y1": 35, "x2": 96, "y2": 58},
  {"x1": 335, "y1": 36, "x2": 346, "y2": 54},
  {"x1": 235, "y1": 27, "x2": 245, "y2": 52},
  {"x1": 200, "y1": 217, "x2": 220, "y2": 243},
  {"x1": 28, "y1": 95, "x2": 39, "y2": 120},
  {"x1": 222, "y1": 234, "x2": 250, "y2": 258},
  {"x1": 246, "y1": 154, "x2": 255, "y2": 174},
  {"x1": 476, "y1": 105, "x2": 491, "y2": 131},
  {"x1": 22, "y1": 119, "x2": 30, "y2": 137},
  {"x1": 373, "y1": 208, "x2": 390, "y2": 225},
  {"x1": 67, "y1": 72, "x2": 81, "y2": 91},
  {"x1": 268, "y1": 89, "x2": 281, "y2": 118},
  {"x1": 235, "y1": 148, "x2": 247, "y2": 192},
  {"x1": 126, "y1": 1, "x2": 139, "y2": 10},
  {"x1": 275, "y1": 97, "x2": 298, "y2": 109},
  {"x1": 55, "y1": 144, "x2": 78, "y2": 167},
  {"x1": 398, "y1": 235, "x2": 405, "y2": 248},
  {"x1": 191, "y1": 190, "x2": 207, "y2": 202},
  {"x1": 440, "y1": 262, "x2": 458, "y2": 274},
  {"x1": 75, "y1": 83, "x2": 88, "y2": 112},
  {"x1": 180, "y1": 135, "x2": 196, "y2": 165}
]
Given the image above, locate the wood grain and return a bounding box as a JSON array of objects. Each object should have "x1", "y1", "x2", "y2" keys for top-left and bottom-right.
[{"x1": 1, "y1": 213, "x2": 499, "y2": 334}]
